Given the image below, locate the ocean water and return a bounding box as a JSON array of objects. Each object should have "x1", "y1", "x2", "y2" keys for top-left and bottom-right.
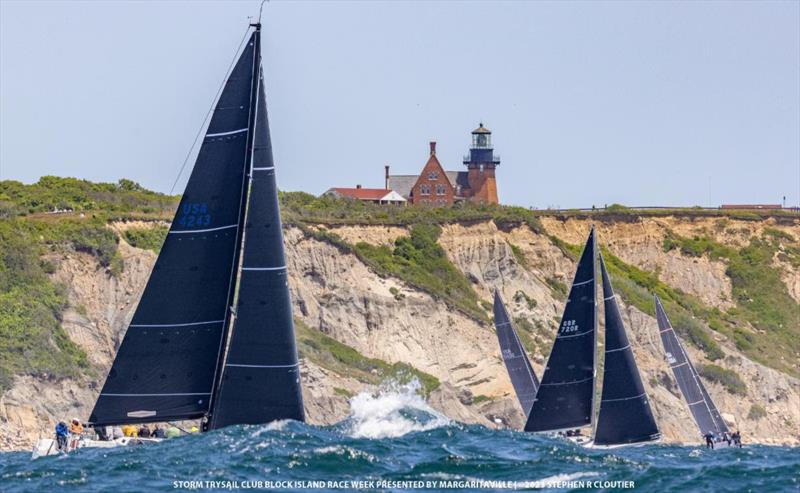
[{"x1": 1, "y1": 383, "x2": 797, "y2": 493}]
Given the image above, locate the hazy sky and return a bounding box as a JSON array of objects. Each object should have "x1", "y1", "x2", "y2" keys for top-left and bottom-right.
[{"x1": 1, "y1": 1, "x2": 798, "y2": 208}]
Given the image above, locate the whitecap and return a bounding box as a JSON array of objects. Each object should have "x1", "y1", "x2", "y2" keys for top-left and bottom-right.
[{"x1": 345, "y1": 380, "x2": 450, "y2": 439}]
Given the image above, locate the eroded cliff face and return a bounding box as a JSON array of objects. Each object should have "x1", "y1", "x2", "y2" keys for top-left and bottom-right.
[{"x1": 1, "y1": 216, "x2": 798, "y2": 451}]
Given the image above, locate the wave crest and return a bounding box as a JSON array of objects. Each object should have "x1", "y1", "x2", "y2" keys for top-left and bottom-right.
[{"x1": 345, "y1": 380, "x2": 450, "y2": 439}]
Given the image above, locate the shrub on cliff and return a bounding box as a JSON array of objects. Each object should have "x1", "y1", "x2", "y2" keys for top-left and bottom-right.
[{"x1": 699, "y1": 364, "x2": 747, "y2": 396}]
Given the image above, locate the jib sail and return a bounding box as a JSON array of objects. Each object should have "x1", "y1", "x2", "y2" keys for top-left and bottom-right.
[{"x1": 593, "y1": 256, "x2": 660, "y2": 446}]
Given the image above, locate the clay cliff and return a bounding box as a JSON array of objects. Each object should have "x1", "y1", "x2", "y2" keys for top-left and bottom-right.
[{"x1": 1, "y1": 214, "x2": 798, "y2": 451}]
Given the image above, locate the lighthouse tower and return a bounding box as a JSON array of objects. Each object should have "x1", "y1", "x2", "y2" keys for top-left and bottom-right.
[{"x1": 462, "y1": 123, "x2": 500, "y2": 204}]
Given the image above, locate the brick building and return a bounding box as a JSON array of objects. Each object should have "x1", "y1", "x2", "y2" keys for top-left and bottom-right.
[{"x1": 387, "y1": 124, "x2": 500, "y2": 206}]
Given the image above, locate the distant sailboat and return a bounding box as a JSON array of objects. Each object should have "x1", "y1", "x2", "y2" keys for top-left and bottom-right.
[
  {"x1": 510, "y1": 227, "x2": 660, "y2": 447},
  {"x1": 86, "y1": 22, "x2": 304, "y2": 431},
  {"x1": 493, "y1": 292, "x2": 539, "y2": 416},
  {"x1": 655, "y1": 295, "x2": 730, "y2": 446}
]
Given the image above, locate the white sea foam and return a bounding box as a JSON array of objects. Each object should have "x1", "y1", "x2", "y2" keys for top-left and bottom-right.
[
  {"x1": 346, "y1": 380, "x2": 450, "y2": 439},
  {"x1": 533, "y1": 471, "x2": 600, "y2": 484}
]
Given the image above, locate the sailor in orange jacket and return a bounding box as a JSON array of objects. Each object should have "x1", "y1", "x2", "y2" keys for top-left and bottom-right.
[{"x1": 69, "y1": 418, "x2": 84, "y2": 449}]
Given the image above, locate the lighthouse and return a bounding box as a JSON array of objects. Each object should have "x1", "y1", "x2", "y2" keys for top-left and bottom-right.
[{"x1": 462, "y1": 123, "x2": 500, "y2": 204}]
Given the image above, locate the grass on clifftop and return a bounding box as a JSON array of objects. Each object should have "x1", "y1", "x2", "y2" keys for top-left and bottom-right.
[
  {"x1": 0, "y1": 220, "x2": 90, "y2": 391},
  {"x1": 295, "y1": 319, "x2": 440, "y2": 396},
  {"x1": 280, "y1": 191, "x2": 544, "y2": 232},
  {"x1": 1, "y1": 176, "x2": 177, "y2": 220}
]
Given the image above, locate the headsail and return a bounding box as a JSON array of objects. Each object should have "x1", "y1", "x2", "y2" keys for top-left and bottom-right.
[
  {"x1": 525, "y1": 228, "x2": 596, "y2": 433},
  {"x1": 593, "y1": 256, "x2": 660, "y2": 446},
  {"x1": 209, "y1": 55, "x2": 305, "y2": 427},
  {"x1": 655, "y1": 295, "x2": 728, "y2": 437},
  {"x1": 89, "y1": 35, "x2": 258, "y2": 426},
  {"x1": 493, "y1": 292, "x2": 539, "y2": 416}
]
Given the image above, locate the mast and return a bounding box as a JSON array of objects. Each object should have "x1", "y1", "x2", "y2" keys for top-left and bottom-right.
[
  {"x1": 205, "y1": 23, "x2": 263, "y2": 427},
  {"x1": 209, "y1": 21, "x2": 305, "y2": 428},
  {"x1": 525, "y1": 227, "x2": 597, "y2": 433}
]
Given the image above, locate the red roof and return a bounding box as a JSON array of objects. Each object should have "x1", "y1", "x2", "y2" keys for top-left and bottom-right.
[{"x1": 328, "y1": 187, "x2": 393, "y2": 200}]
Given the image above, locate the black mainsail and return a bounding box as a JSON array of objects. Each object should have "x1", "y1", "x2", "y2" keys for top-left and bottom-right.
[
  {"x1": 209, "y1": 67, "x2": 305, "y2": 427},
  {"x1": 655, "y1": 295, "x2": 728, "y2": 437},
  {"x1": 525, "y1": 228, "x2": 596, "y2": 433},
  {"x1": 593, "y1": 256, "x2": 660, "y2": 446},
  {"x1": 89, "y1": 24, "x2": 304, "y2": 429},
  {"x1": 493, "y1": 292, "x2": 539, "y2": 416}
]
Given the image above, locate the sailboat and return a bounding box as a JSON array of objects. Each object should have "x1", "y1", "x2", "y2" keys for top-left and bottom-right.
[
  {"x1": 33, "y1": 21, "x2": 303, "y2": 458},
  {"x1": 655, "y1": 295, "x2": 731, "y2": 447},
  {"x1": 518, "y1": 228, "x2": 660, "y2": 447},
  {"x1": 493, "y1": 292, "x2": 539, "y2": 416},
  {"x1": 524, "y1": 228, "x2": 597, "y2": 436},
  {"x1": 592, "y1": 255, "x2": 661, "y2": 447}
]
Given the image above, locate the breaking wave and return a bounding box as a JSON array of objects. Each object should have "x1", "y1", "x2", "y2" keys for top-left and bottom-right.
[{"x1": 345, "y1": 380, "x2": 451, "y2": 439}]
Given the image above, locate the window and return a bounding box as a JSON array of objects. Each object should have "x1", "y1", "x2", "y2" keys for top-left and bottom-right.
[
  {"x1": 428, "y1": 171, "x2": 439, "y2": 180},
  {"x1": 435, "y1": 184, "x2": 446, "y2": 195},
  {"x1": 420, "y1": 184, "x2": 431, "y2": 195}
]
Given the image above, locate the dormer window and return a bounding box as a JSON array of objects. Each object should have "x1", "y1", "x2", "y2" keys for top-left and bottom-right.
[{"x1": 428, "y1": 171, "x2": 439, "y2": 180}]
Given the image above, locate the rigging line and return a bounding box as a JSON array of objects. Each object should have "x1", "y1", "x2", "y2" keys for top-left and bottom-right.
[{"x1": 168, "y1": 26, "x2": 253, "y2": 195}]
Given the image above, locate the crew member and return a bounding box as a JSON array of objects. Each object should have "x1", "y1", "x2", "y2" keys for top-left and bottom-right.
[
  {"x1": 69, "y1": 418, "x2": 84, "y2": 450},
  {"x1": 55, "y1": 421, "x2": 69, "y2": 451},
  {"x1": 704, "y1": 431, "x2": 714, "y2": 449}
]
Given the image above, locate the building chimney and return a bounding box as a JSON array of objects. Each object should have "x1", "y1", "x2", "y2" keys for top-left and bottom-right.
[
  {"x1": 356, "y1": 184, "x2": 362, "y2": 189},
  {"x1": 430, "y1": 141, "x2": 436, "y2": 155},
  {"x1": 385, "y1": 165, "x2": 390, "y2": 190}
]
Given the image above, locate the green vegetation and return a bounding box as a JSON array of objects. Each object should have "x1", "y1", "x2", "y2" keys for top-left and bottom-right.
[
  {"x1": 333, "y1": 387, "x2": 354, "y2": 399},
  {"x1": 507, "y1": 241, "x2": 529, "y2": 269},
  {"x1": 280, "y1": 192, "x2": 797, "y2": 227},
  {"x1": 472, "y1": 394, "x2": 493, "y2": 404},
  {"x1": 295, "y1": 319, "x2": 440, "y2": 396},
  {"x1": 388, "y1": 287, "x2": 405, "y2": 301},
  {"x1": 0, "y1": 176, "x2": 177, "y2": 219},
  {"x1": 513, "y1": 290, "x2": 537, "y2": 310},
  {"x1": 280, "y1": 191, "x2": 544, "y2": 232},
  {"x1": 662, "y1": 231, "x2": 799, "y2": 374},
  {"x1": 747, "y1": 403, "x2": 767, "y2": 420},
  {"x1": 0, "y1": 220, "x2": 90, "y2": 391},
  {"x1": 352, "y1": 224, "x2": 486, "y2": 322},
  {"x1": 699, "y1": 364, "x2": 747, "y2": 396},
  {"x1": 545, "y1": 277, "x2": 568, "y2": 302},
  {"x1": 123, "y1": 225, "x2": 169, "y2": 253}
]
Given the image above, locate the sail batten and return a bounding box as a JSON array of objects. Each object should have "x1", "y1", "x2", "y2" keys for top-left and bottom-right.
[
  {"x1": 524, "y1": 228, "x2": 597, "y2": 433},
  {"x1": 88, "y1": 31, "x2": 259, "y2": 427},
  {"x1": 593, "y1": 256, "x2": 660, "y2": 446},
  {"x1": 493, "y1": 293, "x2": 539, "y2": 416},
  {"x1": 655, "y1": 296, "x2": 728, "y2": 437}
]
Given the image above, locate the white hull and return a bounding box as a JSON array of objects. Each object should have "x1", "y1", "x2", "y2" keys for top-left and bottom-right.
[
  {"x1": 585, "y1": 438, "x2": 661, "y2": 449},
  {"x1": 32, "y1": 436, "x2": 162, "y2": 459}
]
